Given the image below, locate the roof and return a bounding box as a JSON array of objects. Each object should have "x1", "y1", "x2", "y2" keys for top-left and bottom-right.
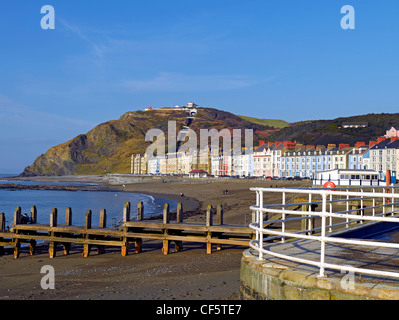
[
  {"x1": 370, "y1": 139, "x2": 399, "y2": 150},
  {"x1": 189, "y1": 169, "x2": 208, "y2": 173}
]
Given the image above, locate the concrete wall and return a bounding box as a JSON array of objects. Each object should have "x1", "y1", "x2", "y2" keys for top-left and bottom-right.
[{"x1": 240, "y1": 249, "x2": 399, "y2": 300}]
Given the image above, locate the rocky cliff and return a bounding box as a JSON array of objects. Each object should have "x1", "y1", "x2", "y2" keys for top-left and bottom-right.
[{"x1": 21, "y1": 107, "x2": 277, "y2": 176}]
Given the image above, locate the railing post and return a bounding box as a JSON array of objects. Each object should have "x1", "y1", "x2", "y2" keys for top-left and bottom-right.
[
  {"x1": 329, "y1": 193, "x2": 333, "y2": 232},
  {"x1": 258, "y1": 191, "x2": 264, "y2": 260},
  {"x1": 383, "y1": 188, "x2": 386, "y2": 215},
  {"x1": 281, "y1": 191, "x2": 286, "y2": 243},
  {"x1": 346, "y1": 188, "x2": 350, "y2": 227},
  {"x1": 319, "y1": 193, "x2": 327, "y2": 278},
  {"x1": 255, "y1": 191, "x2": 260, "y2": 243}
]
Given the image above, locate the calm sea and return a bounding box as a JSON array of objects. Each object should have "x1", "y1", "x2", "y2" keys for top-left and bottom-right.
[{"x1": 0, "y1": 175, "x2": 177, "y2": 228}]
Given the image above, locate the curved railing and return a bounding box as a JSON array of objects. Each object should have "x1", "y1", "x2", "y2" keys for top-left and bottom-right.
[{"x1": 249, "y1": 186, "x2": 399, "y2": 278}]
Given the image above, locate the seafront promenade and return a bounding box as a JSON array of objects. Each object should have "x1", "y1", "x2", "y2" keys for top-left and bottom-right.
[{"x1": 241, "y1": 186, "x2": 399, "y2": 300}]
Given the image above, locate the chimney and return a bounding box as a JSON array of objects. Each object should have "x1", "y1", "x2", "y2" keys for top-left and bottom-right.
[
  {"x1": 327, "y1": 144, "x2": 336, "y2": 150},
  {"x1": 391, "y1": 137, "x2": 399, "y2": 143},
  {"x1": 339, "y1": 143, "x2": 350, "y2": 151},
  {"x1": 316, "y1": 145, "x2": 326, "y2": 151},
  {"x1": 369, "y1": 141, "x2": 378, "y2": 148},
  {"x1": 377, "y1": 137, "x2": 386, "y2": 143},
  {"x1": 259, "y1": 140, "x2": 265, "y2": 147},
  {"x1": 354, "y1": 142, "x2": 366, "y2": 148}
]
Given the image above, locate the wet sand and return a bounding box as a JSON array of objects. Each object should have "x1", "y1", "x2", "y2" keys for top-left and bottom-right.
[{"x1": 0, "y1": 175, "x2": 310, "y2": 300}]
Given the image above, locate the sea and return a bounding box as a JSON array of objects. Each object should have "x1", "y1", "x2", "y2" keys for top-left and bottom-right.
[{"x1": 0, "y1": 174, "x2": 177, "y2": 228}]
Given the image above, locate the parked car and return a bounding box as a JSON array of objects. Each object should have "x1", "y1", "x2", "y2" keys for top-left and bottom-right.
[{"x1": 293, "y1": 176, "x2": 303, "y2": 180}]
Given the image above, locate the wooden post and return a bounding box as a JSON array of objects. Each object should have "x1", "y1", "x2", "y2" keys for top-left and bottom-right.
[
  {"x1": 206, "y1": 205, "x2": 213, "y2": 227},
  {"x1": 163, "y1": 203, "x2": 170, "y2": 254},
  {"x1": 97, "y1": 209, "x2": 107, "y2": 254},
  {"x1": 216, "y1": 204, "x2": 224, "y2": 251},
  {"x1": 135, "y1": 238, "x2": 142, "y2": 254},
  {"x1": 137, "y1": 201, "x2": 144, "y2": 221},
  {"x1": 174, "y1": 203, "x2": 184, "y2": 252},
  {"x1": 29, "y1": 240, "x2": 36, "y2": 256},
  {"x1": 206, "y1": 205, "x2": 213, "y2": 254},
  {"x1": 217, "y1": 204, "x2": 223, "y2": 225},
  {"x1": 135, "y1": 202, "x2": 143, "y2": 253},
  {"x1": 50, "y1": 208, "x2": 57, "y2": 227},
  {"x1": 99, "y1": 209, "x2": 107, "y2": 228},
  {"x1": 123, "y1": 202, "x2": 131, "y2": 222},
  {"x1": 121, "y1": 203, "x2": 130, "y2": 256},
  {"x1": 61, "y1": 207, "x2": 72, "y2": 255},
  {"x1": 14, "y1": 206, "x2": 21, "y2": 226},
  {"x1": 83, "y1": 210, "x2": 92, "y2": 257},
  {"x1": 49, "y1": 208, "x2": 58, "y2": 258},
  {"x1": 177, "y1": 203, "x2": 183, "y2": 223},
  {"x1": 163, "y1": 203, "x2": 170, "y2": 224},
  {"x1": 0, "y1": 212, "x2": 4, "y2": 231},
  {"x1": 0, "y1": 213, "x2": 5, "y2": 256},
  {"x1": 65, "y1": 207, "x2": 72, "y2": 226},
  {"x1": 13, "y1": 207, "x2": 22, "y2": 259},
  {"x1": 30, "y1": 206, "x2": 37, "y2": 224}
]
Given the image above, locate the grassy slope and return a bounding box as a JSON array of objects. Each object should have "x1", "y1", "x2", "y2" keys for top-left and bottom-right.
[{"x1": 237, "y1": 115, "x2": 290, "y2": 129}]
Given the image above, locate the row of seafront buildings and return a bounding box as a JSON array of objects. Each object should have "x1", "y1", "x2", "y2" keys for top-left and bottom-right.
[{"x1": 131, "y1": 127, "x2": 399, "y2": 183}]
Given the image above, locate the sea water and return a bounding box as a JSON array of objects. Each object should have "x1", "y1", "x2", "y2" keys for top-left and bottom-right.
[{"x1": 0, "y1": 177, "x2": 177, "y2": 228}]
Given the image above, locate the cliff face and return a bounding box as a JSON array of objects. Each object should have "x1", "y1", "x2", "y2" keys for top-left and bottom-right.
[{"x1": 21, "y1": 107, "x2": 276, "y2": 176}]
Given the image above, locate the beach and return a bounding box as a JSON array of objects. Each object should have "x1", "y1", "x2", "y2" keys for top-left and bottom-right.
[{"x1": 0, "y1": 175, "x2": 310, "y2": 300}]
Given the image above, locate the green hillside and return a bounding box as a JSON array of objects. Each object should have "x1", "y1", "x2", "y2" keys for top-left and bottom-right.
[{"x1": 237, "y1": 115, "x2": 290, "y2": 129}]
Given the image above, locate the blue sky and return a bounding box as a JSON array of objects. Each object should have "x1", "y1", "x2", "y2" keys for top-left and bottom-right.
[{"x1": 0, "y1": 0, "x2": 398, "y2": 173}]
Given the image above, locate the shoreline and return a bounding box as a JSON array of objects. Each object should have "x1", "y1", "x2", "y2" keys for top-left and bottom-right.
[
  {"x1": 0, "y1": 175, "x2": 201, "y2": 220},
  {"x1": 0, "y1": 174, "x2": 310, "y2": 300}
]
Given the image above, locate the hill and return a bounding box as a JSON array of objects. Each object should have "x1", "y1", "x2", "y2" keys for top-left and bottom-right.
[
  {"x1": 237, "y1": 115, "x2": 289, "y2": 129},
  {"x1": 20, "y1": 108, "x2": 399, "y2": 176},
  {"x1": 20, "y1": 107, "x2": 279, "y2": 176},
  {"x1": 265, "y1": 113, "x2": 399, "y2": 145}
]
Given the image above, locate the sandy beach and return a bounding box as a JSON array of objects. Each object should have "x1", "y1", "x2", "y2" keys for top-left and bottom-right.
[{"x1": 0, "y1": 175, "x2": 310, "y2": 300}]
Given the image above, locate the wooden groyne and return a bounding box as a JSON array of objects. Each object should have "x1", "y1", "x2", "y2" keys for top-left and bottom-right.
[{"x1": 0, "y1": 202, "x2": 255, "y2": 259}]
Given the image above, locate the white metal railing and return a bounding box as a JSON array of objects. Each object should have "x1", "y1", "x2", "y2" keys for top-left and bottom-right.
[{"x1": 249, "y1": 186, "x2": 399, "y2": 279}]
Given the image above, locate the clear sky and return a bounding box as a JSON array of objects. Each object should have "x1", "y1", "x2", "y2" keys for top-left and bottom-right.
[{"x1": 0, "y1": 0, "x2": 398, "y2": 174}]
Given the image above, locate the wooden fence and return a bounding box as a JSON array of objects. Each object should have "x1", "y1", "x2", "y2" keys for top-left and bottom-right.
[{"x1": 0, "y1": 202, "x2": 255, "y2": 259}]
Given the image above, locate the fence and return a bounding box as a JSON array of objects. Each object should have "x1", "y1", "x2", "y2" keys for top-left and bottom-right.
[{"x1": 249, "y1": 186, "x2": 399, "y2": 279}]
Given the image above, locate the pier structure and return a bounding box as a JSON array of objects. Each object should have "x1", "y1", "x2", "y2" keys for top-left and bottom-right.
[
  {"x1": 0, "y1": 202, "x2": 254, "y2": 259},
  {"x1": 240, "y1": 186, "x2": 399, "y2": 299}
]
